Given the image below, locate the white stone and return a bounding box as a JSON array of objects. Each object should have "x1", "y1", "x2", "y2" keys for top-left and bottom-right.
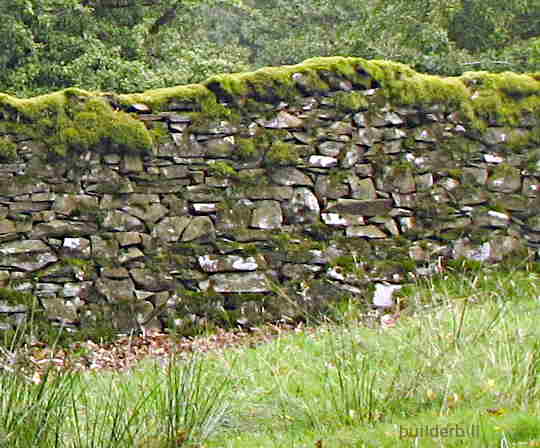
[
  {"x1": 308, "y1": 155, "x2": 338, "y2": 168},
  {"x1": 373, "y1": 283, "x2": 401, "y2": 308},
  {"x1": 484, "y1": 154, "x2": 504, "y2": 164}
]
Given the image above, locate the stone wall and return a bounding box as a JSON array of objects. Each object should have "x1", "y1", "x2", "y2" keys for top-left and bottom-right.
[{"x1": 0, "y1": 57, "x2": 539, "y2": 336}]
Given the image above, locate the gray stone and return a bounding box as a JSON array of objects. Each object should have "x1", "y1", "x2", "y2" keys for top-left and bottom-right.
[
  {"x1": 474, "y1": 210, "x2": 510, "y2": 228},
  {"x1": 349, "y1": 177, "x2": 377, "y2": 200},
  {"x1": 159, "y1": 165, "x2": 189, "y2": 178},
  {"x1": 269, "y1": 167, "x2": 313, "y2": 186},
  {"x1": 415, "y1": 173, "x2": 434, "y2": 191},
  {"x1": 115, "y1": 232, "x2": 142, "y2": 247},
  {"x1": 258, "y1": 111, "x2": 303, "y2": 129},
  {"x1": 326, "y1": 199, "x2": 393, "y2": 216},
  {"x1": 153, "y1": 216, "x2": 192, "y2": 242},
  {"x1": 42, "y1": 297, "x2": 78, "y2": 323},
  {"x1": 101, "y1": 267, "x2": 130, "y2": 279},
  {"x1": 192, "y1": 203, "x2": 218, "y2": 214},
  {"x1": 321, "y1": 213, "x2": 365, "y2": 227},
  {"x1": 120, "y1": 155, "x2": 144, "y2": 173},
  {"x1": 62, "y1": 282, "x2": 92, "y2": 298},
  {"x1": 0, "y1": 220, "x2": 16, "y2": 234},
  {"x1": 463, "y1": 167, "x2": 488, "y2": 185},
  {"x1": 487, "y1": 166, "x2": 521, "y2": 193},
  {"x1": 243, "y1": 185, "x2": 294, "y2": 201},
  {"x1": 118, "y1": 247, "x2": 145, "y2": 264},
  {"x1": 103, "y1": 211, "x2": 144, "y2": 232},
  {"x1": 355, "y1": 128, "x2": 383, "y2": 146},
  {"x1": 95, "y1": 277, "x2": 135, "y2": 301},
  {"x1": 210, "y1": 272, "x2": 269, "y2": 293},
  {"x1": 315, "y1": 176, "x2": 349, "y2": 199},
  {"x1": 318, "y1": 141, "x2": 344, "y2": 157},
  {"x1": 284, "y1": 187, "x2": 320, "y2": 224},
  {"x1": 198, "y1": 255, "x2": 259, "y2": 272},
  {"x1": 0, "y1": 301, "x2": 26, "y2": 313},
  {"x1": 35, "y1": 283, "x2": 62, "y2": 297},
  {"x1": 91, "y1": 235, "x2": 119, "y2": 259},
  {"x1": 453, "y1": 239, "x2": 491, "y2": 262},
  {"x1": 0, "y1": 239, "x2": 50, "y2": 255},
  {"x1": 340, "y1": 144, "x2": 363, "y2": 168},
  {"x1": 251, "y1": 201, "x2": 283, "y2": 229},
  {"x1": 182, "y1": 216, "x2": 215, "y2": 242},
  {"x1": 346, "y1": 225, "x2": 387, "y2": 239},
  {"x1": 216, "y1": 201, "x2": 252, "y2": 231},
  {"x1": 30, "y1": 220, "x2": 98, "y2": 238}
]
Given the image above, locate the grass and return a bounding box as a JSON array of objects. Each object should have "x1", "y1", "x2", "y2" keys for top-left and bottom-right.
[{"x1": 1, "y1": 262, "x2": 539, "y2": 447}]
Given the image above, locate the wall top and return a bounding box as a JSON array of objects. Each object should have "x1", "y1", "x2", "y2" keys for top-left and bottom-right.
[{"x1": 1, "y1": 57, "x2": 540, "y2": 160}]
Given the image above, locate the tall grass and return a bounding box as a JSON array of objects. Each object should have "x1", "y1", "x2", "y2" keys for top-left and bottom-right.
[
  {"x1": 0, "y1": 262, "x2": 538, "y2": 447},
  {"x1": 0, "y1": 353, "x2": 234, "y2": 447}
]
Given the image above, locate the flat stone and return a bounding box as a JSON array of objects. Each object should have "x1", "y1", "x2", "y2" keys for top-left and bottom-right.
[
  {"x1": 321, "y1": 213, "x2": 365, "y2": 227},
  {"x1": 258, "y1": 111, "x2": 303, "y2": 129},
  {"x1": 95, "y1": 277, "x2": 135, "y2": 301},
  {"x1": 118, "y1": 247, "x2": 145, "y2": 264},
  {"x1": 101, "y1": 267, "x2": 130, "y2": 279},
  {"x1": 130, "y1": 268, "x2": 174, "y2": 291},
  {"x1": 30, "y1": 220, "x2": 98, "y2": 238},
  {"x1": 0, "y1": 239, "x2": 50, "y2": 255},
  {"x1": 373, "y1": 283, "x2": 401, "y2": 308},
  {"x1": 326, "y1": 199, "x2": 393, "y2": 216},
  {"x1": 115, "y1": 232, "x2": 142, "y2": 247},
  {"x1": 62, "y1": 237, "x2": 91, "y2": 258},
  {"x1": 251, "y1": 200, "x2": 283, "y2": 229},
  {"x1": 346, "y1": 225, "x2": 387, "y2": 238},
  {"x1": 243, "y1": 185, "x2": 294, "y2": 201},
  {"x1": 269, "y1": 167, "x2": 313, "y2": 187},
  {"x1": 349, "y1": 177, "x2": 377, "y2": 200},
  {"x1": 210, "y1": 272, "x2": 269, "y2": 293},
  {"x1": 0, "y1": 220, "x2": 16, "y2": 234},
  {"x1": 62, "y1": 282, "x2": 92, "y2": 298},
  {"x1": 103, "y1": 211, "x2": 145, "y2": 232},
  {"x1": 198, "y1": 255, "x2": 259, "y2": 273},
  {"x1": 308, "y1": 155, "x2": 338, "y2": 168}
]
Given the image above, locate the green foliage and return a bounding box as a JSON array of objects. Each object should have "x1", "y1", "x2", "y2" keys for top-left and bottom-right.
[{"x1": 0, "y1": 0, "x2": 538, "y2": 99}]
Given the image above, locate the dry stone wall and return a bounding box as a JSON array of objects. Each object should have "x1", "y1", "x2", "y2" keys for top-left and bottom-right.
[{"x1": 0, "y1": 57, "x2": 539, "y2": 336}]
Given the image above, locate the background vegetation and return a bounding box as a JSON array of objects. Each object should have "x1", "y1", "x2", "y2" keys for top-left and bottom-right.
[{"x1": 1, "y1": 0, "x2": 539, "y2": 97}]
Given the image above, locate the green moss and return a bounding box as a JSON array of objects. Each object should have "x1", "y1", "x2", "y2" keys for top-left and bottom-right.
[
  {"x1": 208, "y1": 161, "x2": 238, "y2": 178},
  {"x1": 148, "y1": 122, "x2": 171, "y2": 144},
  {"x1": 2, "y1": 56, "x2": 540, "y2": 163},
  {"x1": 332, "y1": 91, "x2": 369, "y2": 112},
  {"x1": 264, "y1": 141, "x2": 300, "y2": 166},
  {"x1": 0, "y1": 90, "x2": 153, "y2": 158},
  {"x1": 235, "y1": 137, "x2": 260, "y2": 160},
  {"x1": 0, "y1": 137, "x2": 17, "y2": 161}
]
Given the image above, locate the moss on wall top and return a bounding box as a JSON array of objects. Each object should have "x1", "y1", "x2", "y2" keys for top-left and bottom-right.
[{"x1": 1, "y1": 57, "x2": 540, "y2": 158}]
